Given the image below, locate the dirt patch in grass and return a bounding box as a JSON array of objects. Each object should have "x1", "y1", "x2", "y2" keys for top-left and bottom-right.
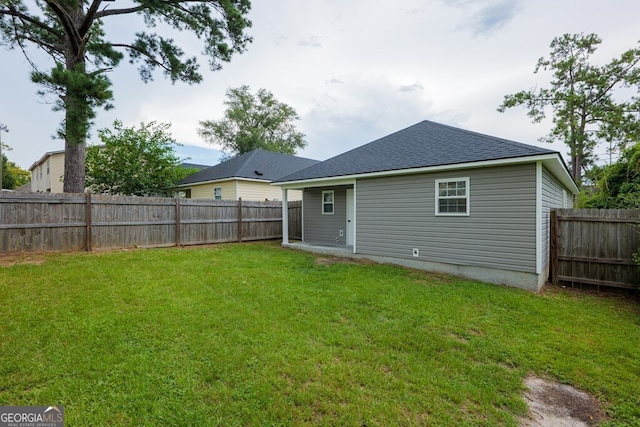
[
  {"x1": 406, "y1": 270, "x2": 454, "y2": 286},
  {"x1": 314, "y1": 256, "x2": 373, "y2": 266},
  {"x1": 520, "y1": 376, "x2": 605, "y2": 426},
  {"x1": 0, "y1": 254, "x2": 46, "y2": 267}
]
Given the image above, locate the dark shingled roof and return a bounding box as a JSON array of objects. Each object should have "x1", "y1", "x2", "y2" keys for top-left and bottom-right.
[
  {"x1": 177, "y1": 149, "x2": 320, "y2": 185},
  {"x1": 275, "y1": 120, "x2": 558, "y2": 183},
  {"x1": 181, "y1": 162, "x2": 210, "y2": 172}
]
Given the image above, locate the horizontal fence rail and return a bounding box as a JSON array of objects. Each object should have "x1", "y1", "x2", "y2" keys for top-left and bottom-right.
[
  {"x1": 550, "y1": 208, "x2": 640, "y2": 290},
  {"x1": 0, "y1": 192, "x2": 301, "y2": 253}
]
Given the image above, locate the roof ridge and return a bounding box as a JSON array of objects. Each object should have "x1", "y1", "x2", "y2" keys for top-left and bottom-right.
[
  {"x1": 176, "y1": 148, "x2": 320, "y2": 186},
  {"x1": 274, "y1": 119, "x2": 561, "y2": 183},
  {"x1": 421, "y1": 119, "x2": 552, "y2": 152}
]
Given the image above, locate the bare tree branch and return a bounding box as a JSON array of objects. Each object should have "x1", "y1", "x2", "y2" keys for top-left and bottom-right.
[
  {"x1": 95, "y1": 5, "x2": 146, "y2": 19},
  {"x1": 44, "y1": 0, "x2": 81, "y2": 57},
  {"x1": 0, "y1": 7, "x2": 62, "y2": 38},
  {"x1": 110, "y1": 42, "x2": 174, "y2": 74},
  {"x1": 78, "y1": 0, "x2": 102, "y2": 37}
]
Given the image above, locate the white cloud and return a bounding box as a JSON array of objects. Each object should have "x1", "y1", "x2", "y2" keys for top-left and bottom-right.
[
  {"x1": 442, "y1": 0, "x2": 522, "y2": 36},
  {"x1": 2, "y1": 0, "x2": 640, "y2": 171},
  {"x1": 300, "y1": 75, "x2": 436, "y2": 160}
]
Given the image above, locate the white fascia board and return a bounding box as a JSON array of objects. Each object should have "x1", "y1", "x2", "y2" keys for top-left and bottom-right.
[
  {"x1": 275, "y1": 154, "x2": 569, "y2": 189},
  {"x1": 275, "y1": 177, "x2": 357, "y2": 190},
  {"x1": 540, "y1": 157, "x2": 580, "y2": 194},
  {"x1": 28, "y1": 150, "x2": 65, "y2": 171}
]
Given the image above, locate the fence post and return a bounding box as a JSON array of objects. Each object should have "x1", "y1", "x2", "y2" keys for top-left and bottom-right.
[
  {"x1": 175, "y1": 197, "x2": 181, "y2": 247},
  {"x1": 238, "y1": 197, "x2": 243, "y2": 242},
  {"x1": 550, "y1": 209, "x2": 558, "y2": 285},
  {"x1": 85, "y1": 191, "x2": 92, "y2": 252}
]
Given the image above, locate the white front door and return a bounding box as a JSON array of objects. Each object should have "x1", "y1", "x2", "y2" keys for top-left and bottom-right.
[{"x1": 346, "y1": 188, "x2": 354, "y2": 246}]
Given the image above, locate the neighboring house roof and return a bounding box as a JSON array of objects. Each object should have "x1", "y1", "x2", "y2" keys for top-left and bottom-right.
[
  {"x1": 176, "y1": 149, "x2": 320, "y2": 186},
  {"x1": 28, "y1": 145, "x2": 106, "y2": 172},
  {"x1": 28, "y1": 149, "x2": 65, "y2": 171},
  {"x1": 275, "y1": 120, "x2": 578, "y2": 193},
  {"x1": 14, "y1": 182, "x2": 32, "y2": 192},
  {"x1": 181, "y1": 162, "x2": 210, "y2": 171}
]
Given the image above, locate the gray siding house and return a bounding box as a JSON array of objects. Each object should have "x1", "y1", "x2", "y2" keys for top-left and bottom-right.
[{"x1": 274, "y1": 120, "x2": 578, "y2": 291}]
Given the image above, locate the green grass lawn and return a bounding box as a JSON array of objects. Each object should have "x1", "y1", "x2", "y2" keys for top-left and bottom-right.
[{"x1": 0, "y1": 242, "x2": 639, "y2": 426}]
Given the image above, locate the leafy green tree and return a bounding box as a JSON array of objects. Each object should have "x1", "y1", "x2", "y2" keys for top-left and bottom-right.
[
  {"x1": 0, "y1": 1, "x2": 252, "y2": 193},
  {"x1": 1, "y1": 142, "x2": 30, "y2": 190},
  {"x1": 86, "y1": 120, "x2": 196, "y2": 196},
  {"x1": 578, "y1": 142, "x2": 640, "y2": 208},
  {"x1": 498, "y1": 33, "x2": 640, "y2": 184},
  {"x1": 6, "y1": 160, "x2": 30, "y2": 189},
  {"x1": 0, "y1": 153, "x2": 15, "y2": 190},
  {"x1": 198, "y1": 85, "x2": 306, "y2": 159},
  {"x1": 2, "y1": 154, "x2": 30, "y2": 190}
]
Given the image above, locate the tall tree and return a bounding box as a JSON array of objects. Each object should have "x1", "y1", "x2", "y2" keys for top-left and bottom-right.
[
  {"x1": 1, "y1": 153, "x2": 30, "y2": 190},
  {"x1": 198, "y1": 85, "x2": 306, "y2": 159},
  {"x1": 86, "y1": 120, "x2": 196, "y2": 196},
  {"x1": 498, "y1": 33, "x2": 640, "y2": 184},
  {"x1": 0, "y1": 0, "x2": 252, "y2": 193},
  {"x1": 578, "y1": 141, "x2": 640, "y2": 209}
]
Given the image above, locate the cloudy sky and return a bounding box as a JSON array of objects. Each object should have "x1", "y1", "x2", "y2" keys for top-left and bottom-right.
[{"x1": 1, "y1": 0, "x2": 639, "y2": 170}]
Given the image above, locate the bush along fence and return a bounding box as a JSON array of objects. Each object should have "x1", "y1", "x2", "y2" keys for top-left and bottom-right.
[
  {"x1": 0, "y1": 192, "x2": 302, "y2": 253},
  {"x1": 550, "y1": 208, "x2": 640, "y2": 290}
]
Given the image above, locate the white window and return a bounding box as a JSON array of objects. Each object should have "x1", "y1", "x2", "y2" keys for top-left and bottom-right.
[
  {"x1": 213, "y1": 187, "x2": 222, "y2": 200},
  {"x1": 46, "y1": 159, "x2": 50, "y2": 175},
  {"x1": 322, "y1": 190, "x2": 334, "y2": 214},
  {"x1": 435, "y1": 178, "x2": 469, "y2": 216}
]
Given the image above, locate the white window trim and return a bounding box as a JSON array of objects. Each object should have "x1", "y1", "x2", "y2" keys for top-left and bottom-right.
[
  {"x1": 213, "y1": 186, "x2": 222, "y2": 200},
  {"x1": 435, "y1": 177, "x2": 470, "y2": 216},
  {"x1": 322, "y1": 190, "x2": 334, "y2": 215}
]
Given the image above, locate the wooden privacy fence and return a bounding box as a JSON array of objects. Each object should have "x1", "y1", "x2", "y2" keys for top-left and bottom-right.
[
  {"x1": 550, "y1": 209, "x2": 640, "y2": 290},
  {"x1": 0, "y1": 192, "x2": 302, "y2": 253}
]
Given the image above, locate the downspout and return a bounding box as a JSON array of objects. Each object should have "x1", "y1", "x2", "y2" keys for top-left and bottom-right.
[{"x1": 281, "y1": 188, "x2": 289, "y2": 245}]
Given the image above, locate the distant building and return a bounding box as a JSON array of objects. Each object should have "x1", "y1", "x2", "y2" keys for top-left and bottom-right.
[
  {"x1": 29, "y1": 149, "x2": 65, "y2": 193},
  {"x1": 174, "y1": 149, "x2": 319, "y2": 201},
  {"x1": 28, "y1": 151, "x2": 215, "y2": 194},
  {"x1": 181, "y1": 162, "x2": 210, "y2": 172},
  {"x1": 14, "y1": 182, "x2": 32, "y2": 192}
]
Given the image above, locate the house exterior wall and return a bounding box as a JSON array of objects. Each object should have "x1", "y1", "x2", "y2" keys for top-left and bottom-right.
[
  {"x1": 541, "y1": 165, "x2": 574, "y2": 278},
  {"x1": 31, "y1": 163, "x2": 45, "y2": 192},
  {"x1": 31, "y1": 152, "x2": 64, "y2": 193},
  {"x1": 188, "y1": 180, "x2": 237, "y2": 200},
  {"x1": 355, "y1": 164, "x2": 538, "y2": 276},
  {"x1": 303, "y1": 186, "x2": 349, "y2": 246},
  {"x1": 237, "y1": 181, "x2": 303, "y2": 201},
  {"x1": 184, "y1": 180, "x2": 303, "y2": 201}
]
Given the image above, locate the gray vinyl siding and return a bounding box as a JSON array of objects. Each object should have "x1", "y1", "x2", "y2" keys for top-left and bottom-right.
[
  {"x1": 541, "y1": 166, "x2": 573, "y2": 273},
  {"x1": 356, "y1": 164, "x2": 537, "y2": 273},
  {"x1": 303, "y1": 186, "x2": 349, "y2": 246}
]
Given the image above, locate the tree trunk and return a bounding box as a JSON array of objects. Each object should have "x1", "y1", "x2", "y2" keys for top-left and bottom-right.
[
  {"x1": 574, "y1": 150, "x2": 583, "y2": 183},
  {"x1": 63, "y1": 135, "x2": 85, "y2": 193},
  {"x1": 62, "y1": 69, "x2": 88, "y2": 193},
  {"x1": 573, "y1": 115, "x2": 588, "y2": 186},
  {"x1": 62, "y1": 78, "x2": 88, "y2": 193},
  {"x1": 62, "y1": 8, "x2": 88, "y2": 193}
]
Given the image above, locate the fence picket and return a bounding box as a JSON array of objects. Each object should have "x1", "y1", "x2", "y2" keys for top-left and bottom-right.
[
  {"x1": 551, "y1": 208, "x2": 640, "y2": 290},
  {"x1": 0, "y1": 193, "x2": 301, "y2": 253}
]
